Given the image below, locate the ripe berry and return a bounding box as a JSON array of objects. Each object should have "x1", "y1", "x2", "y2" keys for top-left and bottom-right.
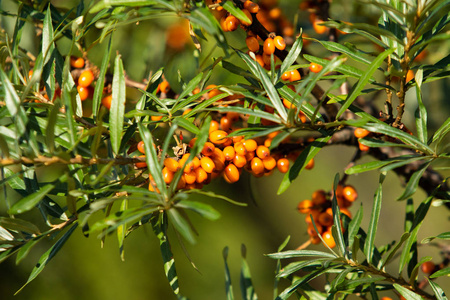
[
  {"x1": 263, "y1": 38, "x2": 275, "y2": 55},
  {"x1": 162, "y1": 167, "x2": 174, "y2": 184},
  {"x1": 200, "y1": 156, "x2": 215, "y2": 173},
  {"x1": 256, "y1": 145, "x2": 270, "y2": 159},
  {"x1": 380, "y1": 298, "x2": 393, "y2": 300},
  {"x1": 224, "y1": 163, "x2": 240, "y2": 183},
  {"x1": 101, "y1": 95, "x2": 112, "y2": 110},
  {"x1": 358, "y1": 141, "x2": 370, "y2": 152},
  {"x1": 184, "y1": 170, "x2": 197, "y2": 184},
  {"x1": 137, "y1": 141, "x2": 145, "y2": 154},
  {"x1": 241, "y1": 9, "x2": 253, "y2": 26},
  {"x1": 151, "y1": 115, "x2": 163, "y2": 121},
  {"x1": 159, "y1": 80, "x2": 170, "y2": 94},
  {"x1": 283, "y1": 98, "x2": 296, "y2": 109},
  {"x1": 254, "y1": 54, "x2": 265, "y2": 67},
  {"x1": 262, "y1": 156, "x2": 276, "y2": 170},
  {"x1": 297, "y1": 199, "x2": 313, "y2": 214},
  {"x1": 220, "y1": 116, "x2": 232, "y2": 131},
  {"x1": 164, "y1": 157, "x2": 180, "y2": 172},
  {"x1": 135, "y1": 155, "x2": 147, "y2": 169},
  {"x1": 233, "y1": 154, "x2": 247, "y2": 168},
  {"x1": 234, "y1": 142, "x2": 248, "y2": 156},
  {"x1": 421, "y1": 261, "x2": 435, "y2": 274},
  {"x1": 273, "y1": 36, "x2": 286, "y2": 50},
  {"x1": 322, "y1": 230, "x2": 336, "y2": 248},
  {"x1": 195, "y1": 167, "x2": 208, "y2": 183},
  {"x1": 289, "y1": 69, "x2": 301, "y2": 82},
  {"x1": 305, "y1": 158, "x2": 315, "y2": 170},
  {"x1": 243, "y1": 0, "x2": 259, "y2": 13},
  {"x1": 281, "y1": 71, "x2": 291, "y2": 81},
  {"x1": 406, "y1": 69, "x2": 414, "y2": 83},
  {"x1": 312, "y1": 18, "x2": 328, "y2": 35},
  {"x1": 201, "y1": 142, "x2": 216, "y2": 156},
  {"x1": 340, "y1": 208, "x2": 352, "y2": 219},
  {"x1": 223, "y1": 146, "x2": 236, "y2": 161},
  {"x1": 309, "y1": 63, "x2": 323, "y2": 73},
  {"x1": 225, "y1": 15, "x2": 239, "y2": 31},
  {"x1": 251, "y1": 157, "x2": 265, "y2": 174},
  {"x1": 77, "y1": 85, "x2": 91, "y2": 101},
  {"x1": 312, "y1": 190, "x2": 327, "y2": 205},
  {"x1": 209, "y1": 120, "x2": 220, "y2": 133},
  {"x1": 209, "y1": 130, "x2": 229, "y2": 144},
  {"x1": 354, "y1": 128, "x2": 370, "y2": 138},
  {"x1": 277, "y1": 158, "x2": 289, "y2": 173},
  {"x1": 70, "y1": 56, "x2": 85, "y2": 69},
  {"x1": 318, "y1": 211, "x2": 333, "y2": 227},
  {"x1": 245, "y1": 151, "x2": 255, "y2": 162},
  {"x1": 246, "y1": 36, "x2": 260, "y2": 52},
  {"x1": 78, "y1": 69, "x2": 94, "y2": 87},
  {"x1": 242, "y1": 139, "x2": 257, "y2": 152},
  {"x1": 342, "y1": 185, "x2": 358, "y2": 202}
]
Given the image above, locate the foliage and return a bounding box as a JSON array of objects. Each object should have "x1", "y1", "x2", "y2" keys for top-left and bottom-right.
[{"x1": 0, "y1": 0, "x2": 449, "y2": 299}]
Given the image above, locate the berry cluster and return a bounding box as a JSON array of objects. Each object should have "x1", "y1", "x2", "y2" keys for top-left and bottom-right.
[{"x1": 297, "y1": 185, "x2": 357, "y2": 248}]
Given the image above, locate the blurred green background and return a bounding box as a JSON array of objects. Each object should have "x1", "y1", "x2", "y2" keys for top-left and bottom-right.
[{"x1": 1, "y1": 0, "x2": 449, "y2": 299}]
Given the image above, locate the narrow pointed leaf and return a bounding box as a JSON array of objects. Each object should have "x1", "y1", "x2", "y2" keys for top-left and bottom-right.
[
  {"x1": 9, "y1": 183, "x2": 56, "y2": 215},
  {"x1": 279, "y1": 32, "x2": 303, "y2": 77},
  {"x1": 430, "y1": 267, "x2": 450, "y2": 278},
  {"x1": 393, "y1": 284, "x2": 424, "y2": 300},
  {"x1": 110, "y1": 55, "x2": 126, "y2": 155},
  {"x1": 222, "y1": 1, "x2": 251, "y2": 24},
  {"x1": 93, "y1": 36, "x2": 112, "y2": 118},
  {"x1": 427, "y1": 278, "x2": 448, "y2": 300},
  {"x1": 223, "y1": 247, "x2": 235, "y2": 300},
  {"x1": 240, "y1": 244, "x2": 257, "y2": 300},
  {"x1": 117, "y1": 198, "x2": 128, "y2": 261},
  {"x1": 347, "y1": 204, "x2": 363, "y2": 251},
  {"x1": 175, "y1": 200, "x2": 220, "y2": 221},
  {"x1": 267, "y1": 250, "x2": 336, "y2": 259},
  {"x1": 397, "y1": 162, "x2": 431, "y2": 201},
  {"x1": 167, "y1": 208, "x2": 196, "y2": 244},
  {"x1": 415, "y1": 70, "x2": 427, "y2": 144}
]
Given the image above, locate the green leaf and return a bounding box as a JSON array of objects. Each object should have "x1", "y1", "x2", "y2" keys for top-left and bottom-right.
[
  {"x1": 178, "y1": 72, "x2": 203, "y2": 101},
  {"x1": 93, "y1": 36, "x2": 112, "y2": 118},
  {"x1": 427, "y1": 278, "x2": 448, "y2": 300},
  {"x1": 175, "y1": 117, "x2": 200, "y2": 135},
  {"x1": 0, "y1": 217, "x2": 40, "y2": 235},
  {"x1": 9, "y1": 183, "x2": 56, "y2": 215},
  {"x1": 222, "y1": 1, "x2": 251, "y2": 24},
  {"x1": 16, "y1": 237, "x2": 43, "y2": 265},
  {"x1": 347, "y1": 204, "x2": 363, "y2": 252},
  {"x1": 167, "y1": 208, "x2": 196, "y2": 244},
  {"x1": 183, "y1": 189, "x2": 247, "y2": 206},
  {"x1": 278, "y1": 135, "x2": 331, "y2": 194},
  {"x1": 397, "y1": 162, "x2": 431, "y2": 200},
  {"x1": 236, "y1": 50, "x2": 288, "y2": 122},
  {"x1": 331, "y1": 173, "x2": 346, "y2": 256},
  {"x1": 421, "y1": 231, "x2": 450, "y2": 244},
  {"x1": 336, "y1": 275, "x2": 386, "y2": 291},
  {"x1": 346, "y1": 159, "x2": 398, "y2": 174},
  {"x1": 380, "y1": 232, "x2": 410, "y2": 269},
  {"x1": 117, "y1": 198, "x2": 128, "y2": 261},
  {"x1": 223, "y1": 247, "x2": 235, "y2": 300},
  {"x1": 15, "y1": 223, "x2": 78, "y2": 294},
  {"x1": 277, "y1": 259, "x2": 328, "y2": 278},
  {"x1": 336, "y1": 48, "x2": 395, "y2": 118},
  {"x1": 240, "y1": 244, "x2": 257, "y2": 300},
  {"x1": 316, "y1": 40, "x2": 373, "y2": 65},
  {"x1": 430, "y1": 267, "x2": 450, "y2": 279},
  {"x1": 393, "y1": 283, "x2": 424, "y2": 300},
  {"x1": 364, "y1": 173, "x2": 385, "y2": 264},
  {"x1": 278, "y1": 31, "x2": 303, "y2": 78},
  {"x1": 110, "y1": 55, "x2": 126, "y2": 155},
  {"x1": 175, "y1": 200, "x2": 220, "y2": 221},
  {"x1": 431, "y1": 117, "x2": 450, "y2": 146},
  {"x1": 267, "y1": 250, "x2": 337, "y2": 259},
  {"x1": 207, "y1": 106, "x2": 282, "y2": 124},
  {"x1": 415, "y1": 72, "x2": 428, "y2": 144}
]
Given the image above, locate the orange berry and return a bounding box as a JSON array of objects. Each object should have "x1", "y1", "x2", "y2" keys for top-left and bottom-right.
[
  {"x1": 135, "y1": 155, "x2": 147, "y2": 169},
  {"x1": 421, "y1": 261, "x2": 436, "y2": 274},
  {"x1": 305, "y1": 210, "x2": 321, "y2": 224},
  {"x1": 312, "y1": 190, "x2": 327, "y2": 205},
  {"x1": 406, "y1": 69, "x2": 414, "y2": 83},
  {"x1": 223, "y1": 146, "x2": 236, "y2": 161},
  {"x1": 162, "y1": 167, "x2": 174, "y2": 184},
  {"x1": 277, "y1": 158, "x2": 289, "y2": 173},
  {"x1": 225, "y1": 15, "x2": 239, "y2": 31},
  {"x1": 310, "y1": 233, "x2": 321, "y2": 244},
  {"x1": 159, "y1": 80, "x2": 170, "y2": 94},
  {"x1": 211, "y1": 148, "x2": 226, "y2": 171},
  {"x1": 312, "y1": 18, "x2": 328, "y2": 35},
  {"x1": 200, "y1": 156, "x2": 215, "y2": 173},
  {"x1": 78, "y1": 69, "x2": 94, "y2": 87},
  {"x1": 251, "y1": 157, "x2": 265, "y2": 174},
  {"x1": 137, "y1": 141, "x2": 145, "y2": 154},
  {"x1": 309, "y1": 62, "x2": 323, "y2": 73},
  {"x1": 264, "y1": 138, "x2": 272, "y2": 147},
  {"x1": 297, "y1": 199, "x2": 313, "y2": 214},
  {"x1": 232, "y1": 135, "x2": 243, "y2": 143},
  {"x1": 289, "y1": 69, "x2": 301, "y2": 82},
  {"x1": 201, "y1": 142, "x2": 216, "y2": 156},
  {"x1": 148, "y1": 180, "x2": 160, "y2": 193},
  {"x1": 209, "y1": 120, "x2": 220, "y2": 133},
  {"x1": 77, "y1": 85, "x2": 90, "y2": 101},
  {"x1": 192, "y1": 156, "x2": 201, "y2": 169},
  {"x1": 273, "y1": 36, "x2": 286, "y2": 50},
  {"x1": 354, "y1": 128, "x2": 370, "y2": 138},
  {"x1": 358, "y1": 141, "x2": 370, "y2": 152},
  {"x1": 322, "y1": 230, "x2": 336, "y2": 248},
  {"x1": 226, "y1": 112, "x2": 240, "y2": 122},
  {"x1": 380, "y1": 298, "x2": 393, "y2": 300},
  {"x1": 343, "y1": 185, "x2": 358, "y2": 202},
  {"x1": 281, "y1": 71, "x2": 291, "y2": 81},
  {"x1": 209, "y1": 130, "x2": 229, "y2": 145},
  {"x1": 151, "y1": 115, "x2": 163, "y2": 121},
  {"x1": 224, "y1": 163, "x2": 240, "y2": 183},
  {"x1": 340, "y1": 208, "x2": 352, "y2": 219},
  {"x1": 176, "y1": 176, "x2": 186, "y2": 190},
  {"x1": 234, "y1": 142, "x2": 248, "y2": 156},
  {"x1": 318, "y1": 211, "x2": 333, "y2": 227},
  {"x1": 243, "y1": 0, "x2": 259, "y2": 13},
  {"x1": 269, "y1": 7, "x2": 281, "y2": 19},
  {"x1": 184, "y1": 170, "x2": 197, "y2": 185},
  {"x1": 262, "y1": 156, "x2": 276, "y2": 170},
  {"x1": 233, "y1": 154, "x2": 247, "y2": 168},
  {"x1": 283, "y1": 98, "x2": 296, "y2": 110},
  {"x1": 256, "y1": 145, "x2": 270, "y2": 159},
  {"x1": 245, "y1": 151, "x2": 255, "y2": 162},
  {"x1": 101, "y1": 95, "x2": 112, "y2": 110},
  {"x1": 263, "y1": 38, "x2": 275, "y2": 55},
  {"x1": 195, "y1": 167, "x2": 208, "y2": 183},
  {"x1": 207, "y1": 84, "x2": 222, "y2": 98},
  {"x1": 189, "y1": 138, "x2": 197, "y2": 148},
  {"x1": 220, "y1": 116, "x2": 232, "y2": 131},
  {"x1": 305, "y1": 158, "x2": 315, "y2": 170},
  {"x1": 242, "y1": 139, "x2": 257, "y2": 152},
  {"x1": 246, "y1": 36, "x2": 260, "y2": 52},
  {"x1": 164, "y1": 157, "x2": 180, "y2": 172},
  {"x1": 254, "y1": 54, "x2": 265, "y2": 67},
  {"x1": 70, "y1": 56, "x2": 85, "y2": 69},
  {"x1": 240, "y1": 9, "x2": 253, "y2": 26}
]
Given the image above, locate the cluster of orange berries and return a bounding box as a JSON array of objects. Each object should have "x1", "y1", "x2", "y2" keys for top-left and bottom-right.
[
  {"x1": 70, "y1": 56, "x2": 95, "y2": 102},
  {"x1": 299, "y1": 0, "x2": 330, "y2": 35},
  {"x1": 297, "y1": 184, "x2": 357, "y2": 248}
]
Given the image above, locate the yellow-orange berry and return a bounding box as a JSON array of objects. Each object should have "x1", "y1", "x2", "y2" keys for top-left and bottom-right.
[
  {"x1": 289, "y1": 69, "x2": 301, "y2": 82},
  {"x1": 159, "y1": 80, "x2": 170, "y2": 94},
  {"x1": 209, "y1": 120, "x2": 220, "y2": 133},
  {"x1": 256, "y1": 145, "x2": 270, "y2": 159},
  {"x1": 200, "y1": 156, "x2": 215, "y2": 173},
  {"x1": 277, "y1": 158, "x2": 289, "y2": 173},
  {"x1": 233, "y1": 154, "x2": 247, "y2": 168},
  {"x1": 297, "y1": 199, "x2": 313, "y2": 214},
  {"x1": 263, "y1": 38, "x2": 275, "y2": 55},
  {"x1": 195, "y1": 167, "x2": 208, "y2": 183},
  {"x1": 224, "y1": 163, "x2": 240, "y2": 183},
  {"x1": 220, "y1": 116, "x2": 232, "y2": 131},
  {"x1": 305, "y1": 158, "x2": 315, "y2": 170},
  {"x1": 246, "y1": 36, "x2": 260, "y2": 52},
  {"x1": 312, "y1": 190, "x2": 327, "y2": 205},
  {"x1": 421, "y1": 261, "x2": 435, "y2": 274},
  {"x1": 151, "y1": 115, "x2": 163, "y2": 121},
  {"x1": 135, "y1": 155, "x2": 147, "y2": 169},
  {"x1": 318, "y1": 211, "x2": 333, "y2": 227},
  {"x1": 243, "y1": 0, "x2": 259, "y2": 13},
  {"x1": 234, "y1": 142, "x2": 248, "y2": 156},
  {"x1": 340, "y1": 208, "x2": 352, "y2": 219},
  {"x1": 283, "y1": 98, "x2": 297, "y2": 110},
  {"x1": 262, "y1": 156, "x2": 276, "y2": 170},
  {"x1": 77, "y1": 85, "x2": 91, "y2": 101},
  {"x1": 78, "y1": 69, "x2": 94, "y2": 87},
  {"x1": 101, "y1": 95, "x2": 112, "y2": 110},
  {"x1": 70, "y1": 56, "x2": 85, "y2": 69},
  {"x1": 354, "y1": 128, "x2": 370, "y2": 138},
  {"x1": 225, "y1": 15, "x2": 239, "y2": 31},
  {"x1": 201, "y1": 142, "x2": 216, "y2": 156},
  {"x1": 240, "y1": 9, "x2": 253, "y2": 26},
  {"x1": 164, "y1": 157, "x2": 180, "y2": 173},
  {"x1": 251, "y1": 157, "x2": 265, "y2": 174},
  {"x1": 406, "y1": 69, "x2": 414, "y2": 83},
  {"x1": 312, "y1": 18, "x2": 328, "y2": 35},
  {"x1": 242, "y1": 139, "x2": 257, "y2": 152},
  {"x1": 209, "y1": 130, "x2": 229, "y2": 145},
  {"x1": 273, "y1": 36, "x2": 286, "y2": 50},
  {"x1": 358, "y1": 141, "x2": 370, "y2": 152},
  {"x1": 343, "y1": 185, "x2": 358, "y2": 202},
  {"x1": 162, "y1": 167, "x2": 174, "y2": 184},
  {"x1": 309, "y1": 62, "x2": 323, "y2": 73},
  {"x1": 223, "y1": 146, "x2": 236, "y2": 161},
  {"x1": 281, "y1": 71, "x2": 291, "y2": 81},
  {"x1": 322, "y1": 230, "x2": 336, "y2": 248},
  {"x1": 137, "y1": 141, "x2": 145, "y2": 154},
  {"x1": 245, "y1": 151, "x2": 255, "y2": 162},
  {"x1": 254, "y1": 54, "x2": 264, "y2": 67},
  {"x1": 184, "y1": 170, "x2": 197, "y2": 185}
]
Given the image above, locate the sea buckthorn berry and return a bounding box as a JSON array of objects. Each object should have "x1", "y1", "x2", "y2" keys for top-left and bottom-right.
[
  {"x1": 184, "y1": 170, "x2": 197, "y2": 185},
  {"x1": 289, "y1": 69, "x2": 301, "y2": 82},
  {"x1": 421, "y1": 261, "x2": 435, "y2": 274},
  {"x1": 310, "y1": 233, "x2": 321, "y2": 244},
  {"x1": 283, "y1": 98, "x2": 296, "y2": 109},
  {"x1": 343, "y1": 185, "x2": 358, "y2": 202},
  {"x1": 151, "y1": 115, "x2": 163, "y2": 121},
  {"x1": 101, "y1": 95, "x2": 112, "y2": 110},
  {"x1": 162, "y1": 167, "x2": 174, "y2": 184},
  {"x1": 322, "y1": 230, "x2": 336, "y2": 248},
  {"x1": 78, "y1": 69, "x2": 94, "y2": 87},
  {"x1": 225, "y1": 15, "x2": 239, "y2": 31},
  {"x1": 223, "y1": 146, "x2": 236, "y2": 161},
  {"x1": 207, "y1": 84, "x2": 222, "y2": 98},
  {"x1": 244, "y1": 0, "x2": 259, "y2": 13},
  {"x1": 312, "y1": 18, "x2": 328, "y2": 35},
  {"x1": 264, "y1": 138, "x2": 272, "y2": 147},
  {"x1": 232, "y1": 135, "x2": 243, "y2": 143},
  {"x1": 70, "y1": 56, "x2": 85, "y2": 69},
  {"x1": 312, "y1": 190, "x2": 327, "y2": 205},
  {"x1": 164, "y1": 157, "x2": 180, "y2": 172},
  {"x1": 209, "y1": 120, "x2": 220, "y2": 133},
  {"x1": 254, "y1": 54, "x2": 265, "y2": 67},
  {"x1": 268, "y1": 131, "x2": 280, "y2": 139},
  {"x1": 406, "y1": 69, "x2": 414, "y2": 83},
  {"x1": 176, "y1": 176, "x2": 186, "y2": 190},
  {"x1": 224, "y1": 164, "x2": 240, "y2": 183},
  {"x1": 220, "y1": 116, "x2": 232, "y2": 131},
  {"x1": 273, "y1": 36, "x2": 286, "y2": 50},
  {"x1": 200, "y1": 156, "x2": 215, "y2": 173},
  {"x1": 137, "y1": 141, "x2": 145, "y2": 154},
  {"x1": 354, "y1": 128, "x2": 370, "y2": 138},
  {"x1": 307, "y1": 223, "x2": 323, "y2": 236},
  {"x1": 188, "y1": 138, "x2": 197, "y2": 148},
  {"x1": 262, "y1": 156, "x2": 276, "y2": 170},
  {"x1": 178, "y1": 153, "x2": 191, "y2": 171},
  {"x1": 358, "y1": 141, "x2": 370, "y2": 152},
  {"x1": 246, "y1": 36, "x2": 260, "y2": 52},
  {"x1": 226, "y1": 112, "x2": 240, "y2": 122},
  {"x1": 209, "y1": 130, "x2": 229, "y2": 144},
  {"x1": 263, "y1": 37, "x2": 275, "y2": 55},
  {"x1": 77, "y1": 85, "x2": 90, "y2": 101},
  {"x1": 269, "y1": 7, "x2": 281, "y2": 19},
  {"x1": 297, "y1": 199, "x2": 313, "y2": 214},
  {"x1": 277, "y1": 158, "x2": 290, "y2": 173},
  {"x1": 251, "y1": 157, "x2": 265, "y2": 174},
  {"x1": 309, "y1": 62, "x2": 323, "y2": 73},
  {"x1": 148, "y1": 181, "x2": 160, "y2": 193},
  {"x1": 340, "y1": 208, "x2": 352, "y2": 219},
  {"x1": 233, "y1": 154, "x2": 247, "y2": 168},
  {"x1": 242, "y1": 139, "x2": 257, "y2": 152},
  {"x1": 281, "y1": 71, "x2": 291, "y2": 81},
  {"x1": 380, "y1": 298, "x2": 393, "y2": 300},
  {"x1": 318, "y1": 211, "x2": 333, "y2": 227},
  {"x1": 241, "y1": 9, "x2": 253, "y2": 26},
  {"x1": 195, "y1": 167, "x2": 208, "y2": 183},
  {"x1": 234, "y1": 142, "x2": 248, "y2": 156},
  {"x1": 135, "y1": 155, "x2": 147, "y2": 169},
  {"x1": 256, "y1": 145, "x2": 270, "y2": 159},
  {"x1": 305, "y1": 210, "x2": 321, "y2": 224},
  {"x1": 212, "y1": 148, "x2": 226, "y2": 164},
  {"x1": 245, "y1": 151, "x2": 255, "y2": 162},
  {"x1": 192, "y1": 156, "x2": 201, "y2": 169},
  {"x1": 159, "y1": 80, "x2": 170, "y2": 94},
  {"x1": 220, "y1": 16, "x2": 228, "y2": 32},
  {"x1": 305, "y1": 158, "x2": 315, "y2": 170},
  {"x1": 201, "y1": 142, "x2": 216, "y2": 156}
]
